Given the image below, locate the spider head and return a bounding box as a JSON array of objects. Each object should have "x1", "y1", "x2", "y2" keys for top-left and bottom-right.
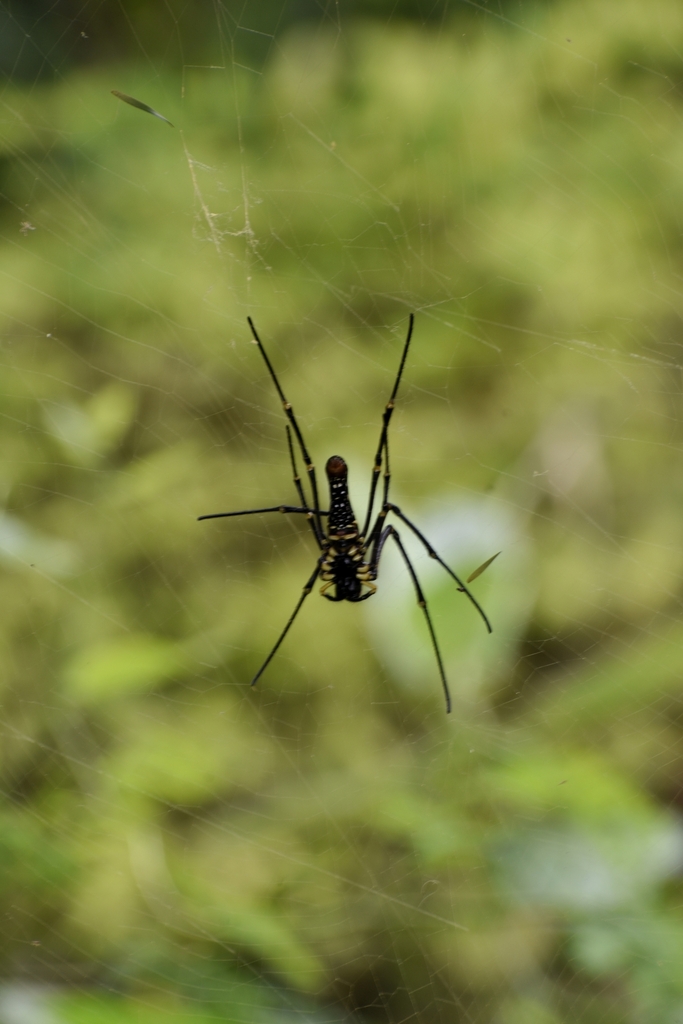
[{"x1": 325, "y1": 455, "x2": 348, "y2": 479}]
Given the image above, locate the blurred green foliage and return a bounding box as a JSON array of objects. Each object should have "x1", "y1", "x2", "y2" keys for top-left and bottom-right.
[
  {"x1": 2, "y1": 0, "x2": 683, "y2": 1021},
  {"x1": 0, "y1": 0, "x2": 549, "y2": 79}
]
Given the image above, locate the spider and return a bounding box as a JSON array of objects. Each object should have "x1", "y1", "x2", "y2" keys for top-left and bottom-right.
[{"x1": 199, "y1": 315, "x2": 497, "y2": 712}]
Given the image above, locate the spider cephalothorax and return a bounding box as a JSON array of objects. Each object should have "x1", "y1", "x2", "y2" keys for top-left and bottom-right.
[{"x1": 198, "y1": 315, "x2": 495, "y2": 713}]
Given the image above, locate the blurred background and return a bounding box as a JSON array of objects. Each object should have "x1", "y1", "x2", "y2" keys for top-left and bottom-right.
[{"x1": 2, "y1": 0, "x2": 683, "y2": 1021}]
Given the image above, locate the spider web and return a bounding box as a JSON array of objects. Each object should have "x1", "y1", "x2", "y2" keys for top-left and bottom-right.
[{"x1": 1, "y1": 0, "x2": 683, "y2": 1021}]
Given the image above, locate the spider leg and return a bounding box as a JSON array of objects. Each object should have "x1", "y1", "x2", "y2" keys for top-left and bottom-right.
[
  {"x1": 365, "y1": 429, "x2": 393, "y2": 548},
  {"x1": 372, "y1": 524, "x2": 451, "y2": 714},
  {"x1": 247, "y1": 317, "x2": 323, "y2": 540},
  {"x1": 286, "y1": 426, "x2": 324, "y2": 548},
  {"x1": 361, "y1": 314, "x2": 414, "y2": 538},
  {"x1": 382, "y1": 503, "x2": 492, "y2": 634},
  {"x1": 198, "y1": 506, "x2": 328, "y2": 522},
  {"x1": 250, "y1": 560, "x2": 322, "y2": 687}
]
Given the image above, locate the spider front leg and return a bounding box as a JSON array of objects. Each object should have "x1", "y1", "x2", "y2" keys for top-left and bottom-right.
[
  {"x1": 250, "y1": 558, "x2": 323, "y2": 687},
  {"x1": 377, "y1": 503, "x2": 493, "y2": 634},
  {"x1": 371, "y1": 524, "x2": 452, "y2": 713}
]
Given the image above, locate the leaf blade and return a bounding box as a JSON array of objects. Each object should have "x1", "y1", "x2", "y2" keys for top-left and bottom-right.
[
  {"x1": 466, "y1": 551, "x2": 501, "y2": 584},
  {"x1": 111, "y1": 90, "x2": 174, "y2": 127}
]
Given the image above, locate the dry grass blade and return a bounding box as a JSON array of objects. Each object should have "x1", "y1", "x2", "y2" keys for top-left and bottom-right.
[
  {"x1": 111, "y1": 90, "x2": 174, "y2": 127},
  {"x1": 466, "y1": 551, "x2": 501, "y2": 584}
]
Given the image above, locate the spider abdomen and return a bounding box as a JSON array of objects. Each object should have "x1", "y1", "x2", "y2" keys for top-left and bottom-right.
[{"x1": 325, "y1": 455, "x2": 360, "y2": 536}]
